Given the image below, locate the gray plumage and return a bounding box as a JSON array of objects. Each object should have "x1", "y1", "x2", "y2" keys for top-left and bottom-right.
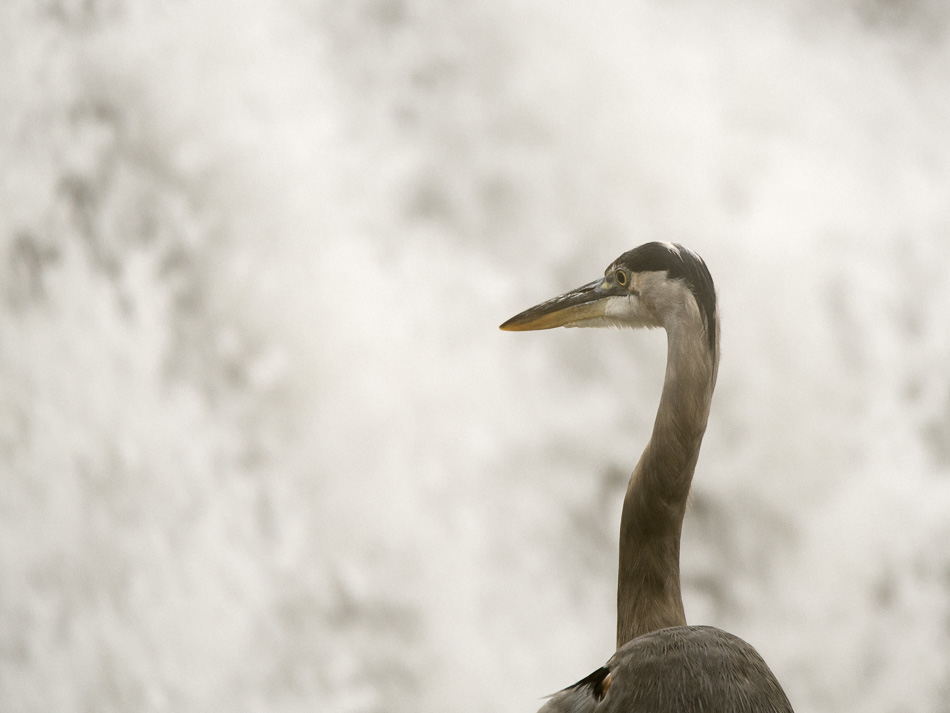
[
  {"x1": 501, "y1": 243, "x2": 794, "y2": 713},
  {"x1": 539, "y1": 627, "x2": 792, "y2": 713}
]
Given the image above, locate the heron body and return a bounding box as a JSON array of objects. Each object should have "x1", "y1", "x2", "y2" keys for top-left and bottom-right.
[
  {"x1": 501, "y1": 242, "x2": 793, "y2": 712},
  {"x1": 539, "y1": 627, "x2": 791, "y2": 713}
]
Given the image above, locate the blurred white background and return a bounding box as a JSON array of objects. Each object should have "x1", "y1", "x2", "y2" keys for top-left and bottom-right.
[{"x1": 2, "y1": 0, "x2": 950, "y2": 711}]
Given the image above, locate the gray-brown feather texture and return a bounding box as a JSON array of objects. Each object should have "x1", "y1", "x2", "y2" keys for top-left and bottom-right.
[{"x1": 539, "y1": 626, "x2": 793, "y2": 713}]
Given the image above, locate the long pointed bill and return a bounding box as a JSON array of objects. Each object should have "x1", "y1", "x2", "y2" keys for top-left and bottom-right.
[{"x1": 500, "y1": 278, "x2": 610, "y2": 331}]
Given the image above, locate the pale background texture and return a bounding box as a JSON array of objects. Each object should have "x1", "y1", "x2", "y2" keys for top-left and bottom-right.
[{"x1": 2, "y1": 1, "x2": 950, "y2": 712}]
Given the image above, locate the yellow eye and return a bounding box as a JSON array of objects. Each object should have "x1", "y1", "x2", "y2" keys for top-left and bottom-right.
[{"x1": 615, "y1": 269, "x2": 628, "y2": 286}]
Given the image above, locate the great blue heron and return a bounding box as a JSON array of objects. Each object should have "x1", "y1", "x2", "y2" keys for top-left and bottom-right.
[{"x1": 501, "y1": 242, "x2": 793, "y2": 712}]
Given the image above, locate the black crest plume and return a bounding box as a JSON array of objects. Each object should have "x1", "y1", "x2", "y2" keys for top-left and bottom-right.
[{"x1": 614, "y1": 242, "x2": 717, "y2": 351}]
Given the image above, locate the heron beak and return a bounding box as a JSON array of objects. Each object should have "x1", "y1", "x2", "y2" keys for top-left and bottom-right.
[{"x1": 500, "y1": 278, "x2": 611, "y2": 331}]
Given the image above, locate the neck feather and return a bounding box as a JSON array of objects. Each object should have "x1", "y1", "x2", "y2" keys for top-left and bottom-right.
[{"x1": 615, "y1": 309, "x2": 719, "y2": 648}]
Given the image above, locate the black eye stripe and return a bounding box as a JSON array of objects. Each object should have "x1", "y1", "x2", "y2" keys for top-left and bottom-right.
[{"x1": 612, "y1": 242, "x2": 717, "y2": 351}]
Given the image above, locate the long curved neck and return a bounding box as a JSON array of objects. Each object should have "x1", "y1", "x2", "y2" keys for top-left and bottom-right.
[{"x1": 616, "y1": 313, "x2": 719, "y2": 649}]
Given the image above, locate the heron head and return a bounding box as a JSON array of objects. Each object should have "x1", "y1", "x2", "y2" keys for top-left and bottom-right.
[{"x1": 500, "y1": 242, "x2": 717, "y2": 350}]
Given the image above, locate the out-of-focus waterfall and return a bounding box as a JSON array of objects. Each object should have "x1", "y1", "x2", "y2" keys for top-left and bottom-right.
[{"x1": 2, "y1": 1, "x2": 949, "y2": 712}]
